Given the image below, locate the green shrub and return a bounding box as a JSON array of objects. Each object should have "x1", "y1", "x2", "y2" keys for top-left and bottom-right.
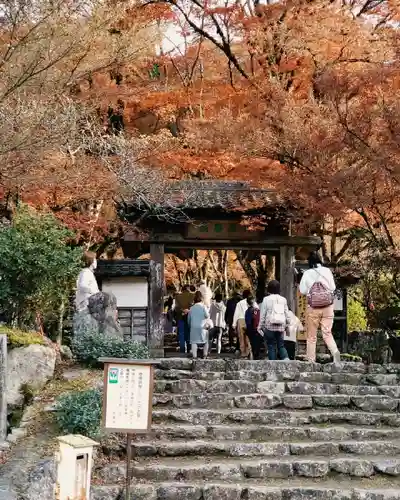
[
  {"x1": 347, "y1": 298, "x2": 368, "y2": 332},
  {"x1": 347, "y1": 329, "x2": 389, "y2": 364},
  {"x1": 1, "y1": 326, "x2": 45, "y2": 347},
  {"x1": 71, "y1": 331, "x2": 149, "y2": 367},
  {"x1": 0, "y1": 205, "x2": 82, "y2": 328},
  {"x1": 55, "y1": 389, "x2": 102, "y2": 438}
]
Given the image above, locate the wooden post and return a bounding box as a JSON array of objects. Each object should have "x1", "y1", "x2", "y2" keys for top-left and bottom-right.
[
  {"x1": 0, "y1": 334, "x2": 7, "y2": 441},
  {"x1": 280, "y1": 246, "x2": 295, "y2": 312},
  {"x1": 148, "y1": 243, "x2": 165, "y2": 357}
]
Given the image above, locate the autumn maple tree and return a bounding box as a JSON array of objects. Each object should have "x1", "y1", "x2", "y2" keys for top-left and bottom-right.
[
  {"x1": 0, "y1": 0, "x2": 179, "y2": 245},
  {"x1": 2, "y1": 0, "x2": 400, "y2": 299},
  {"x1": 136, "y1": 0, "x2": 400, "y2": 256},
  {"x1": 95, "y1": 0, "x2": 398, "y2": 303}
]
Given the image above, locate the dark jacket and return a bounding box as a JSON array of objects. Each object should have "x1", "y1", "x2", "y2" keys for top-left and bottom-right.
[
  {"x1": 245, "y1": 306, "x2": 260, "y2": 333},
  {"x1": 225, "y1": 297, "x2": 239, "y2": 325},
  {"x1": 174, "y1": 291, "x2": 194, "y2": 321}
]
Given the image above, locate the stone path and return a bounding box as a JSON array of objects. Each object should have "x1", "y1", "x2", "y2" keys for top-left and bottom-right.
[
  {"x1": 0, "y1": 434, "x2": 46, "y2": 500},
  {"x1": 92, "y1": 358, "x2": 400, "y2": 500}
]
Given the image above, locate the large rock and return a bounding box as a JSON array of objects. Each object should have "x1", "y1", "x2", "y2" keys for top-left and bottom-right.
[
  {"x1": 73, "y1": 292, "x2": 122, "y2": 339},
  {"x1": 7, "y1": 344, "x2": 56, "y2": 406}
]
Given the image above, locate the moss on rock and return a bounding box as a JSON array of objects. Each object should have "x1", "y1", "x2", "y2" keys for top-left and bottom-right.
[{"x1": 0, "y1": 326, "x2": 45, "y2": 348}]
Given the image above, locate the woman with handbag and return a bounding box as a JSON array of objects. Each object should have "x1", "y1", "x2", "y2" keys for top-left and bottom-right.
[
  {"x1": 188, "y1": 291, "x2": 213, "y2": 359},
  {"x1": 299, "y1": 251, "x2": 341, "y2": 363}
]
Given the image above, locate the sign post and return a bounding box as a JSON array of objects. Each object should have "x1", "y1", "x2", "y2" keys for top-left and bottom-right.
[{"x1": 99, "y1": 358, "x2": 157, "y2": 500}]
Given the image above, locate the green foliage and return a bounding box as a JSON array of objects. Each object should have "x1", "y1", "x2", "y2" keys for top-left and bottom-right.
[
  {"x1": 71, "y1": 330, "x2": 149, "y2": 367},
  {"x1": 0, "y1": 205, "x2": 82, "y2": 327},
  {"x1": 0, "y1": 326, "x2": 45, "y2": 347},
  {"x1": 355, "y1": 270, "x2": 400, "y2": 327},
  {"x1": 347, "y1": 329, "x2": 389, "y2": 364},
  {"x1": 347, "y1": 297, "x2": 368, "y2": 332},
  {"x1": 55, "y1": 389, "x2": 102, "y2": 438}
]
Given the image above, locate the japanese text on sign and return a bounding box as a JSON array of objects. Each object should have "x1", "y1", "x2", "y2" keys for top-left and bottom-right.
[{"x1": 104, "y1": 363, "x2": 152, "y2": 432}]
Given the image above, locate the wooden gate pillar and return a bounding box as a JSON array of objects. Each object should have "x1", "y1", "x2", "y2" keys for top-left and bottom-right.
[
  {"x1": 280, "y1": 246, "x2": 296, "y2": 312},
  {"x1": 149, "y1": 243, "x2": 165, "y2": 358}
]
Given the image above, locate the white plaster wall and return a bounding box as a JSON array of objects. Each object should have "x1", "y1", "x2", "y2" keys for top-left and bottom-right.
[{"x1": 101, "y1": 277, "x2": 148, "y2": 308}]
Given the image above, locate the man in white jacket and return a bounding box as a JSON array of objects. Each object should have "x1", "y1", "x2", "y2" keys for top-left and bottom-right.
[
  {"x1": 299, "y1": 251, "x2": 340, "y2": 363},
  {"x1": 233, "y1": 290, "x2": 258, "y2": 358}
]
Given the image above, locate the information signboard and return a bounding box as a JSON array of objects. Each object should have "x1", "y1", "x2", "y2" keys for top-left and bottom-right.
[{"x1": 100, "y1": 359, "x2": 155, "y2": 434}]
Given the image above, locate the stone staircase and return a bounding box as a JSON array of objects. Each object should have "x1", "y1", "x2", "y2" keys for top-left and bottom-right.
[{"x1": 93, "y1": 358, "x2": 400, "y2": 500}]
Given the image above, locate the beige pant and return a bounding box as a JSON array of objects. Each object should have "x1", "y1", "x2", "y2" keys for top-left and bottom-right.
[
  {"x1": 306, "y1": 305, "x2": 338, "y2": 362},
  {"x1": 237, "y1": 319, "x2": 251, "y2": 357}
]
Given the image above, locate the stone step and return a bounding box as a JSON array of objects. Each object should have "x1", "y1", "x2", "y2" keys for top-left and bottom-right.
[
  {"x1": 153, "y1": 392, "x2": 400, "y2": 411},
  {"x1": 145, "y1": 424, "x2": 400, "y2": 442},
  {"x1": 155, "y1": 379, "x2": 258, "y2": 394},
  {"x1": 99, "y1": 456, "x2": 400, "y2": 481},
  {"x1": 155, "y1": 369, "x2": 225, "y2": 381},
  {"x1": 225, "y1": 371, "x2": 400, "y2": 385},
  {"x1": 285, "y1": 381, "x2": 400, "y2": 396},
  {"x1": 131, "y1": 439, "x2": 400, "y2": 458},
  {"x1": 156, "y1": 358, "x2": 400, "y2": 376},
  {"x1": 156, "y1": 358, "x2": 324, "y2": 373},
  {"x1": 154, "y1": 379, "x2": 400, "y2": 396},
  {"x1": 153, "y1": 408, "x2": 400, "y2": 427},
  {"x1": 92, "y1": 480, "x2": 400, "y2": 500}
]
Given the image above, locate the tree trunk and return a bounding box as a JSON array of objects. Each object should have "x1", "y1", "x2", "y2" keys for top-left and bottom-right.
[
  {"x1": 223, "y1": 250, "x2": 229, "y2": 299},
  {"x1": 56, "y1": 298, "x2": 65, "y2": 346}
]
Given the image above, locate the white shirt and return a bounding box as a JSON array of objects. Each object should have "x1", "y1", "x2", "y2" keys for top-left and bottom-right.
[
  {"x1": 199, "y1": 284, "x2": 213, "y2": 308},
  {"x1": 285, "y1": 310, "x2": 304, "y2": 342},
  {"x1": 209, "y1": 301, "x2": 227, "y2": 329},
  {"x1": 299, "y1": 264, "x2": 336, "y2": 295},
  {"x1": 233, "y1": 298, "x2": 258, "y2": 325},
  {"x1": 259, "y1": 294, "x2": 290, "y2": 331},
  {"x1": 75, "y1": 268, "x2": 99, "y2": 311}
]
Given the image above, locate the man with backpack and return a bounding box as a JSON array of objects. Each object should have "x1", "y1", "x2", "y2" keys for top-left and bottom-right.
[
  {"x1": 299, "y1": 251, "x2": 341, "y2": 363},
  {"x1": 245, "y1": 295, "x2": 262, "y2": 360},
  {"x1": 259, "y1": 280, "x2": 290, "y2": 360}
]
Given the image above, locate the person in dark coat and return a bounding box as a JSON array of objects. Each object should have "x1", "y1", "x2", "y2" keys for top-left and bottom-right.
[
  {"x1": 225, "y1": 291, "x2": 240, "y2": 351},
  {"x1": 245, "y1": 295, "x2": 262, "y2": 360}
]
